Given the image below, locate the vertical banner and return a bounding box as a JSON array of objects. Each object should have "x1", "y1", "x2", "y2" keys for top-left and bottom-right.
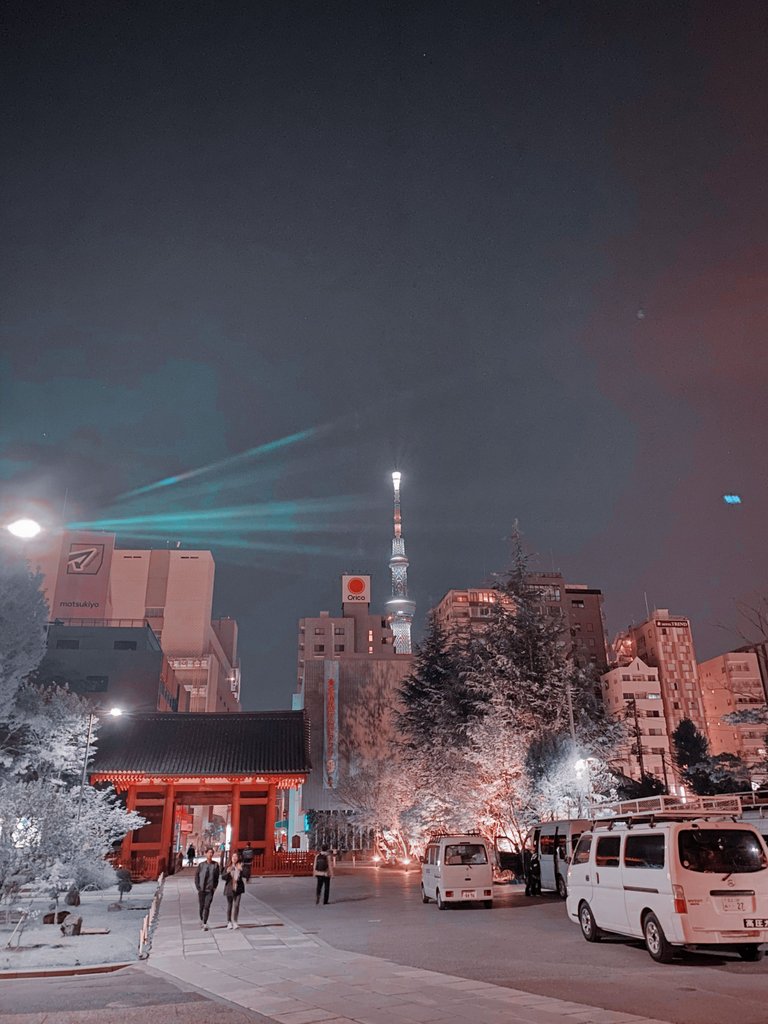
[{"x1": 323, "y1": 660, "x2": 339, "y2": 790}]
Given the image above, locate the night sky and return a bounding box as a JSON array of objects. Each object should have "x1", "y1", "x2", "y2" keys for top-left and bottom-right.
[{"x1": 2, "y1": 2, "x2": 767, "y2": 709}]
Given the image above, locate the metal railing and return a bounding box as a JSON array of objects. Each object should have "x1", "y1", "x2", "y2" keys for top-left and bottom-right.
[{"x1": 138, "y1": 873, "x2": 164, "y2": 959}]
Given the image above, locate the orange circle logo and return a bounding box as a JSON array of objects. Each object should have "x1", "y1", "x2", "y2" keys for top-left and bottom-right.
[{"x1": 347, "y1": 577, "x2": 366, "y2": 594}]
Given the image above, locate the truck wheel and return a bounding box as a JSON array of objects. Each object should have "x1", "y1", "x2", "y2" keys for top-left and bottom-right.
[
  {"x1": 579, "y1": 901, "x2": 601, "y2": 943},
  {"x1": 737, "y1": 944, "x2": 764, "y2": 962},
  {"x1": 643, "y1": 912, "x2": 674, "y2": 963},
  {"x1": 421, "y1": 884, "x2": 429, "y2": 904},
  {"x1": 436, "y1": 890, "x2": 446, "y2": 910},
  {"x1": 556, "y1": 875, "x2": 568, "y2": 899}
]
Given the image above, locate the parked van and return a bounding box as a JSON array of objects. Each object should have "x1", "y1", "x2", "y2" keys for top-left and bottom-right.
[
  {"x1": 421, "y1": 835, "x2": 494, "y2": 909},
  {"x1": 566, "y1": 817, "x2": 768, "y2": 962},
  {"x1": 530, "y1": 819, "x2": 591, "y2": 898}
]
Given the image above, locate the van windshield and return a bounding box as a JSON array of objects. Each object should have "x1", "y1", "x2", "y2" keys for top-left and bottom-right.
[
  {"x1": 678, "y1": 829, "x2": 767, "y2": 874},
  {"x1": 444, "y1": 843, "x2": 487, "y2": 865}
]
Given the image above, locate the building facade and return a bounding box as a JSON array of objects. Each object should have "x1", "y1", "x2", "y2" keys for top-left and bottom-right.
[
  {"x1": 38, "y1": 620, "x2": 176, "y2": 711},
  {"x1": 433, "y1": 572, "x2": 608, "y2": 672},
  {"x1": 698, "y1": 651, "x2": 768, "y2": 771},
  {"x1": 27, "y1": 532, "x2": 240, "y2": 712},
  {"x1": 600, "y1": 656, "x2": 671, "y2": 784},
  {"x1": 292, "y1": 574, "x2": 413, "y2": 843},
  {"x1": 615, "y1": 610, "x2": 706, "y2": 736}
]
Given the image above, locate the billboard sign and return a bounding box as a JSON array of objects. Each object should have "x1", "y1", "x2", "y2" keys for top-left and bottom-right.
[
  {"x1": 342, "y1": 574, "x2": 370, "y2": 604},
  {"x1": 655, "y1": 619, "x2": 689, "y2": 630},
  {"x1": 51, "y1": 531, "x2": 115, "y2": 618}
]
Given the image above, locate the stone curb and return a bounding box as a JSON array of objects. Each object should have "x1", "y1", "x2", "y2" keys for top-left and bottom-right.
[{"x1": 0, "y1": 961, "x2": 133, "y2": 981}]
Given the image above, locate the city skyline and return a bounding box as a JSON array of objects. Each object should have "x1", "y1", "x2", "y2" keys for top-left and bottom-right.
[{"x1": 2, "y1": 3, "x2": 767, "y2": 709}]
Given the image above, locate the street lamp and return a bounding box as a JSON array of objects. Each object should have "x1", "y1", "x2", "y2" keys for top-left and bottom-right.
[
  {"x1": 77, "y1": 706, "x2": 123, "y2": 820},
  {"x1": 5, "y1": 518, "x2": 43, "y2": 539}
]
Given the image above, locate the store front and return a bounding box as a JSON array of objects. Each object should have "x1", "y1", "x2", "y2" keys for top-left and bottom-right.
[{"x1": 91, "y1": 710, "x2": 311, "y2": 878}]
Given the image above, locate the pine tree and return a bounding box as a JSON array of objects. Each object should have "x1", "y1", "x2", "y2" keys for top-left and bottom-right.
[
  {"x1": 671, "y1": 718, "x2": 748, "y2": 795},
  {"x1": 397, "y1": 613, "x2": 474, "y2": 750}
]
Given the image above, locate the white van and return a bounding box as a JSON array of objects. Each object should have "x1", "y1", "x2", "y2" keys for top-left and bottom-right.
[
  {"x1": 566, "y1": 817, "x2": 768, "y2": 962},
  {"x1": 421, "y1": 835, "x2": 494, "y2": 909},
  {"x1": 531, "y1": 819, "x2": 591, "y2": 898}
]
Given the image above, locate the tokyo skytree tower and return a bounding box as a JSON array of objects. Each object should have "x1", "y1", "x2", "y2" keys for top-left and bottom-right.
[{"x1": 385, "y1": 471, "x2": 416, "y2": 654}]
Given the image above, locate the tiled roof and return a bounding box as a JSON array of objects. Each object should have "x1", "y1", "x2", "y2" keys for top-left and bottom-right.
[{"x1": 92, "y1": 711, "x2": 311, "y2": 776}]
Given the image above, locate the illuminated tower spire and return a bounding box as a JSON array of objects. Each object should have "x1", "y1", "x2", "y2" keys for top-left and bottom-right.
[{"x1": 386, "y1": 471, "x2": 416, "y2": 654}]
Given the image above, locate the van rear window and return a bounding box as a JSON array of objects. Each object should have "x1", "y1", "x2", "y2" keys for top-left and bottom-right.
[
  {"x1": 444, "y1": 844, "x2": 487, "y2": 865},
  {"x1": 678, "y1": 830, "x2": 767, "y2": 874}
]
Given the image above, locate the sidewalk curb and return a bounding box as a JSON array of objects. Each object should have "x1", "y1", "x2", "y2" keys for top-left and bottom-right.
[{"x1": 0, "y1": 960, "x2": 133, "y2": 981}]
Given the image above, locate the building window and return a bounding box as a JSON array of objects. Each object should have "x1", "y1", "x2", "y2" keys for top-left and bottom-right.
[
  {"x1": 334, "y1": 644, "x2": 344, "y2": 653},
  {"x1": 571, "y1": 599, "x2": 585, "y2": 608},
  {"x1": 145, "y1": 607, "x2": 164, "y2": 618},
  {"x1": 113, "y1": 640, "x2": 137, "y2": 651},
  {"x1": 586, "y1": 622, "x2": 594, "y2": 632},
  {"x1": 314, "y1": 628, "x2": 324, "y2": 635},
  {"x1": 313, "y1": 644, "x2": 325, "y2": 653},
  {"x1": 56, "y1": 638, "x2": 80, "y2": 650},
  {"x1": 334, "y1": 627, "x2": 344, "y2": 635},
  {"x1": 368, "y1": 645, "x2": 373, "y2": 654},
  {"x1": 368, "y1": 630, "x2": 374, "y2": 642},
  {"x1": 83, "y1": 676, "x2": 108, "y2": 692}
]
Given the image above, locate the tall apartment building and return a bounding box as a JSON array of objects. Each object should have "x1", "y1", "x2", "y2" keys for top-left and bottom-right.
[
  {"x1": 433, "y1": 572, "x2": 608, "y2": 672},
  {"x1": 432, "y1": 587, "x2": 499, "y2": 633},
  {"x1": 600, "y1": 656, "x2": 671, "y2": 784},
  {"x1": 28, "y1": 531, "x2": 240, "y2": 712},
  {"x1": 698, "y1": 652, "x2": 768, "y2": 771},
  {"x1": 614, "y1": 610, "x2": 705, "y2": 736}
]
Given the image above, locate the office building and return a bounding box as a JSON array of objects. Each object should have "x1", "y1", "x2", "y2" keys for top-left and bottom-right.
[
  {"x1": 434, "y1": 572, "x2": 608, "y2": 672},
  {"x1": 28, "y1": 531, "x2": 240, "y2": 712},
  {"x1": 698, "y1": 651, "x2": 768, "y2": 771},
  {"x1": 616, "y1": 610, "x2": 706, "y2": 736},
  {"x1": 600, "y1": 656, "x2": 671, "y2": 784}
]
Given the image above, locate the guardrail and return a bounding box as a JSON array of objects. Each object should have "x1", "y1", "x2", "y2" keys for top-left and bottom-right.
[{"x1": 138, "y1": 873, "x2": 164, "y2": 959}]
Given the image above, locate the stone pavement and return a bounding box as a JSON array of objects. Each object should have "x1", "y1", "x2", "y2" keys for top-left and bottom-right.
[{"x1": 145, "y1": 875, "x2": 672, "y2": 1024}]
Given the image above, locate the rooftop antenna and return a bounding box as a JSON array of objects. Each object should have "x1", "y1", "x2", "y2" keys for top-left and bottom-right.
[{"x1": 644, "y1": 592, "x2": 650, "y2": 619}]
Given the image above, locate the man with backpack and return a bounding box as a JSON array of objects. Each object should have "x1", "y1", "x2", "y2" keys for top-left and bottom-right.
[{"x1": 313, "y1": 844, "x2": 334, "y2": 905}]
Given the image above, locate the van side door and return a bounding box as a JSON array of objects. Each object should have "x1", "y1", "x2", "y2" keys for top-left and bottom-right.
[
  {"x1": 539, "y1": 829, "x2": 556, "y2": 891},
  {"x1": 591, "y1": 834, "x2": 629, "y2": 934}
]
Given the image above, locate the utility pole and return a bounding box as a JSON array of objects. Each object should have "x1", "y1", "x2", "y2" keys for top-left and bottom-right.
[{"x1": 629, "y1": 697, "x2": 646, "y2": 779}]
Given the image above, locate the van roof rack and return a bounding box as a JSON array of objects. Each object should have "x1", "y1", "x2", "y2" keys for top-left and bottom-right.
[
  {"x1": 586, "y1": 794, "x2": 742, "y2": 828},
  {"x1": 427, "y1": 829, "x2": 484, "y2": 839}
]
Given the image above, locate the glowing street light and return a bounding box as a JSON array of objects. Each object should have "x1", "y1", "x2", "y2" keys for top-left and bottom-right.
[
  {"x1": 5, "y1": 518, "x2": 42, "y2": 539},
  {"x1": 77, "y1": 705, "x2": 124, "y2": 819}
]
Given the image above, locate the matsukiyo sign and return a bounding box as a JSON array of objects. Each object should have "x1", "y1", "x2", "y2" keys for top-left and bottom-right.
[{"x1": 342, "y1": 575, "x2": 370, "y2": 604}]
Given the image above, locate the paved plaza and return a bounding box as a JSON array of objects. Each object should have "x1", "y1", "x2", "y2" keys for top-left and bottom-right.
[{"x1": 146, "y1": 873, "x2": 670, "y2": 1024}]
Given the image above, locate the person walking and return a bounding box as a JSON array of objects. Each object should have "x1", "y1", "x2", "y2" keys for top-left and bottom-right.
[
  {"x1": 195, "y1": 847, "x2": 220, "y2": 929},
  {"x1": 222, "y1": 850, "x2": 245, "y2": 929},
  {"x1": 186, "y1": 843, "x2": 196, "y2": 867},
  {"x1": 313, "y1": 844, "x2": 334, "y2": 905},
  {"x1": 241, "y1": 842, "x2": 254, "y2": 882}
]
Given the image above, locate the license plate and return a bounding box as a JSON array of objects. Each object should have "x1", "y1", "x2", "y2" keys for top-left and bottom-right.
[
  {"x1": 461, "y1": 889, "x2": 475, "y2": 898},
  {"x1": 722, "y1": 897, "x2": 749, "y2": 912},
  {"x1": 743, "y1": 918, "x2": 768, "y2": 928}
]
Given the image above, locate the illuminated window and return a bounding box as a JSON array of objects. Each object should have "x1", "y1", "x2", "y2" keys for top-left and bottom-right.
[{"x1": 368, "y1": 630, "x2": 373, "y2": 642}]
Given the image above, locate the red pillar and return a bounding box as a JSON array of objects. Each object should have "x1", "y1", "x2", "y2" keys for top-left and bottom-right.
[
  {"x1": 122, "y1": 784, "x2": 137, "y2": 866},
  {"x1": 264, "y1": 782, "x2": 277, "y2": 872},
  {"x1": 230, "y1": 782, "x2": 241, "y2": 851},
  {"x1": 159, "y1": 784, "x2": 175, "y2": 875}
]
